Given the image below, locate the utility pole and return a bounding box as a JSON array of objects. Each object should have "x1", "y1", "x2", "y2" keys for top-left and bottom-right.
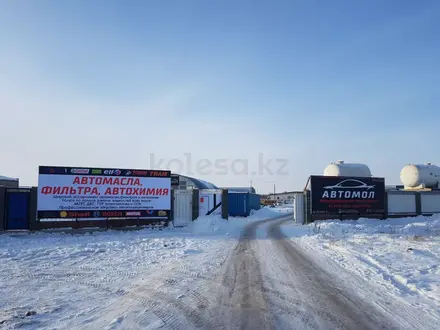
[{"x1": 273, "y1": 184, "x2": 276, "y2": 201}]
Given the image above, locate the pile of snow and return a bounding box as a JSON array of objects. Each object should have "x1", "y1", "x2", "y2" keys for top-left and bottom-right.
[
  {"x1": 249, "y1": 207, "x2": 291, "y2": 217},
  {"x1": 310, "y1": 216, "x2": 440, "y2": 238},
  {"x1": 187, "y1": 215, "x2": 234, "y2": 236},
  {"x1": 274, "y1": 204, "x2": 294, "y2": 213},
  {"x1": 261, "y1": 204, "x2": 294, "y2": 214},
  {"x1": 281, "y1": 215, "x2": 440, "y2": 311},
  {"x1": 188, "y1": 207, "x2": 285, "y2": 236}
]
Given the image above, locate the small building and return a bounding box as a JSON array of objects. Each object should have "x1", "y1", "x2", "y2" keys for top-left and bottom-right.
[{"x1": 0, "y1": 175, "x2": 19, "y2": 188}]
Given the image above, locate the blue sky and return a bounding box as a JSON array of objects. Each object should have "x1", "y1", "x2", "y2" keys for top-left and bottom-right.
[{"x1": 1, "y1": 0, "x2": 439, "y2": 193}]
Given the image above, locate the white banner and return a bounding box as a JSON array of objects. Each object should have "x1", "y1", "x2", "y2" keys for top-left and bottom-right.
[{"x1": 37, "y1": 174, "x2": 171, "y2": 213}]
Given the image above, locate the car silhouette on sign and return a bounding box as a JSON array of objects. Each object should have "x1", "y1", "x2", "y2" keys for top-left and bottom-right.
[{"x1": 323, "y1": 179, "x2": 375, "y2": 190}]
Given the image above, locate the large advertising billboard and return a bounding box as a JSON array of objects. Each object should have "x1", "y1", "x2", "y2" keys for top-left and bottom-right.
[
  {"x1": 310, "y1": 176, "x2": 385, "y2": 215},
  {"x1": 171, "y1": 174, "x2": 180, "y2": 187},
  {"x1": 37, "y1": 166, "x2": 171, "y2": 219}
]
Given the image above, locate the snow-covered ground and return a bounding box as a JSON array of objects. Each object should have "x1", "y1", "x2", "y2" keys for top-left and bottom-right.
[
  {"x1": 0, "y1": 208, "x2": 287, "y2": 329},
  {"x1": 8, "y1": 205, "x2": 440, "y2": 328},
  {"x1": 262, "y1": 204, "x2": 293, "y2": 214},
  {"x1": 281, "y1": 215, "x2": 440, "y2": 316}
]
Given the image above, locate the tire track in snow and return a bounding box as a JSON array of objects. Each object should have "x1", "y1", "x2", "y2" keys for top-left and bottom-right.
[
  {"x1": 68, "y1": 214, "x2": 440, "y2": 329},
  {"x1": 195, "y1": 216, "x2": 403, "y2": 329},
  {"x1": 279, "y1": 220, "x2": 440, "y2": 329},
  {"x1": 17, "y1": 248, "x2": 231, "y2": 329},
  {"x1": 268, "y1": 218, "x2": 400, "y2": 329},
  {"x1": 211, "y1": 217, "x2": 279, "y2": 330},
  {"x1": 270, "y1": 218, "x2": 440, "y2": 329},
  {"x1": 322, "y1": 242, "x2": 440, "y2": 325}
]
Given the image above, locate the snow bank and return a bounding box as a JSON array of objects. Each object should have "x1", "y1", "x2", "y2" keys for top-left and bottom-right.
[
  {"x1": 187, "y1": 215, "x2": 242, "y2": 237},
  {"x1": 260, "y1": 204, "x2": 294, "y2": 214},
  {"x1": 249, "y1": 207, "x2": 291, "y2": 218},
  {"x1": 311, "y1": 215, "x2": 440, "y2": 238},
  {"x1": 273, "y1": 204, "x2": 294, "y2": 213},
  {"x1": 189, "y1": 207, "x2": 285, "y2": 236},
  {"x1": 281, "y1": 215, "x2": 440, "y2": 311}
]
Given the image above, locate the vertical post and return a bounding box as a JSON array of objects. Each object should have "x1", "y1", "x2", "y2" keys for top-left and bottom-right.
[
  {"x1": 304, "y1": 190, "x2": 311, "y2": 224},
  {"x1": 273, "y1": 184, "x2": 276, "y2": 202},
  {"x1": 383, "y1": 191, "x2": 389, "y2": 220},
  {"x1": 415, "y1": 192, "x2": 422, "y2": 216},
  {"x1": 170, "y1": 188, "x2": 174, "y2": 222},
  {"x1": 0, "y1": 187, "x2": 5, "y2": 231},
  {"x1": 192, "y1": 189, "x2": 199, "y2": 221},
  {"x1": 304, "y1": 190, "x2": 308, "y2": 224},
  {"x1": 222, "y1": 189, "x2": 229, "y2": 220},
  {"x1": 29, "y1": 187, "x2": 38, "y2": 230}
]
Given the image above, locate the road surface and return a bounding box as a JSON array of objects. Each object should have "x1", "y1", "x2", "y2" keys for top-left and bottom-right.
[
  {"x1": 83, "y1": 215, "x2": 440, "y2": 329},
  {"x1": 203, "y1": 216, "x2": 398, "y2": 329}
]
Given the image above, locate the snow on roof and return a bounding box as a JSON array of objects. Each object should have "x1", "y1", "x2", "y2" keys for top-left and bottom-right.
[
  {"x1": 222, "y1": 187, "x2": 256, "y2": 194},
  {"x1": 0, "y1": 175, "x2": 18, "y2": 181}
]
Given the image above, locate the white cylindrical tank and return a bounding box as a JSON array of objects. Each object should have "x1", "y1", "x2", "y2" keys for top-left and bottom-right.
[
  {"x1": 323, "y1": 160, "x2": 372, "y2": 177},
  {"x1": 400, "y1": 163, "x2": 440, "y2": 188}
]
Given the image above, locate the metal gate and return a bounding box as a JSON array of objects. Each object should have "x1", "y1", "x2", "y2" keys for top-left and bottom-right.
[
  {"x1": 5, "y1": 189, "x2": 31, "y2": 230},
  {"x1": 173, "y1": 190, "x2": 193, "y2": 227}
]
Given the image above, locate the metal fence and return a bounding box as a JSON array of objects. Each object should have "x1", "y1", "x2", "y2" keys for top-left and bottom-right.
[{"x1": 1, "y1": 187, "x2": 229, "y2": 231}]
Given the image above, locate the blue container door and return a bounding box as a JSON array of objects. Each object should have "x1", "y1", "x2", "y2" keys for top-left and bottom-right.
[
  {"x1": 228, "y1": 193, "x2": 244, "y2": 217},
  {"x1": 6, "y1": 192, "x2": 30, "y2": 229}
]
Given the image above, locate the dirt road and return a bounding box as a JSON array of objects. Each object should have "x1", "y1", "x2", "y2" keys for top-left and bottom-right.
[
  {"x1": 206, "y1": 216, "x2": 413, "y2": 329},
  {"x1": 77, "y1": 215, "x2": 440, "y2": 329}
]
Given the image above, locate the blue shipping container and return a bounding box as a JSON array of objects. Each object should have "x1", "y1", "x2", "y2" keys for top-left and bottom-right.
[{"x1": 228, "y1": 192, "x2": 261, "y2": 217}]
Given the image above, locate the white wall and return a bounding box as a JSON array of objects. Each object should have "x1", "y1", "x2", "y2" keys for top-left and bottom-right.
[{"x1": 387, "y1": 193, "x2": 417, "y2": 215}]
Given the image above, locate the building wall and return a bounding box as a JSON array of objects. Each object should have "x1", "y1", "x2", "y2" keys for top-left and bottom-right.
[{"x1": 0, "y1": 179, "x2": 19, "y2": 188}]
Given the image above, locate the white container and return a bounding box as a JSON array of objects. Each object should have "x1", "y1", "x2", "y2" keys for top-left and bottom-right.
[
  {"x1": 293, "y1": 193, "x2": 304, "y2": 224},
  {"x1": 400, "y1": 163, "x2": 440, "y2": 188},
  {"x1": 323, "y1": 160, "x2": 372, "y2": 177}
]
